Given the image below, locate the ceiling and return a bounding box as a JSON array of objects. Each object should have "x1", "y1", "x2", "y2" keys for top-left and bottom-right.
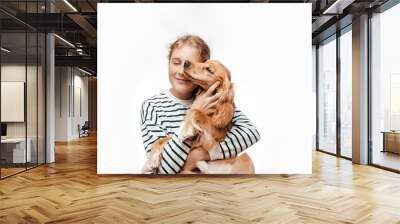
[{"x1": 0, "y1": 0, "x2": 393, "y2": 75}]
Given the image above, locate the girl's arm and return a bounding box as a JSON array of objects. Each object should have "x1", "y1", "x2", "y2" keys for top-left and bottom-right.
[
  {"x1": 141, "y1": 101, "x2": 191, "y2": 174},
  {"x1": 208, "y1": 109, "x2": 261, "y2": 160}
]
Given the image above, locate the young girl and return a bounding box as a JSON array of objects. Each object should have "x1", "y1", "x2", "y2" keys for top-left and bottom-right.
[{"x1": 140, "y1": 35, "x2": 260, "y2": 174}]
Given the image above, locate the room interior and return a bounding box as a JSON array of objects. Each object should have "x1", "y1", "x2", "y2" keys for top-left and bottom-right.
[{"x1": 0, "y1": 0, "x2": 399, "y2": 222}]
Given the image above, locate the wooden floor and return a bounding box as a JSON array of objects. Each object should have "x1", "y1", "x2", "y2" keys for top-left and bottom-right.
[
  {"x1": 373, "y1": 150, "x2": 400, "y2": 171},
  {"x1": 1, "y1": 163, "x2": 44, "y2": 178},
  {"x1": 0, "y1": 167, "x2": 26, "y2": 178},
  {"x1": 1, "y1": 135, "x2": 400, "y2": 223}
]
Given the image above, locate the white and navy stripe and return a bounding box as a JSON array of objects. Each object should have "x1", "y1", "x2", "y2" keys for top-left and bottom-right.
[{"x1": 140, "y1": 91, "x2": 261, "y2": 174}]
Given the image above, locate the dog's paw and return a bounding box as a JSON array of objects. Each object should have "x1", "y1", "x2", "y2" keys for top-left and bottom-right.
[
  {"x1": 179, "y1": 115, "x2": 203, "y2": 142},
  {"x1": 179, "y1": 133, "x2": 192, "y2": 142},
  {"x1": 141, "y1": 160, "x2": 156, "y2": 174},
  {"x1": 141, "y1": 165, "x2": 153, "y2": 174},
  {"x1": 148, "y1": 150, "x2": 162, "y2": 171},
  {"x1": 178, "y1": 125, "x2": 193, "y2": 142},
  {"x1": 196, "y1": 160, "x2": 209, "y2": 174}
]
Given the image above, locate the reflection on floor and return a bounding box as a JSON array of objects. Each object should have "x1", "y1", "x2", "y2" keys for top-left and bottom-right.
[
  {"x1": 0, "y1": 167, "x2": 25, "y2": 178},
  {"x1": 373, "y1": 150, "x2": 400, "y2": 171},
  {"x1": 0, "y1": 162, "x2": 41, "y2": 178},
  {"x1": 341, "y1": 147, "x2": 352, "y2": 158}
]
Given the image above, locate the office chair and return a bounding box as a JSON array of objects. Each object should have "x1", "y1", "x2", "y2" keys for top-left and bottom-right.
[{"x1": 79, "y1": 121, "x2": 90, "y2": 138}]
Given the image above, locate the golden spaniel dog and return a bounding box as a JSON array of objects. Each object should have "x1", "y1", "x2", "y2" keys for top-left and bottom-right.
[{"x1": 142, "y1": 60, "x2": 254, "y2": 174}]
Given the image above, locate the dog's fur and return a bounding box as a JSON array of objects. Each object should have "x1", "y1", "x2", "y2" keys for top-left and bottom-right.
[{"x1": 142, "y1": 60, "x2": 254, "y2": 174}]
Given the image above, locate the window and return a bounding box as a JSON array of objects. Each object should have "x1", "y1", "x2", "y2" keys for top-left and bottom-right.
[
  {"x1": 0, "y1": 2, "x2": 46, "y2": 179},
  {"x1": 340, "y1": 28, "x2": 352, "y2": 158},
  {"x1": 371, "y1": 3, "x2": 400, "y2": 171},
  {"x1": 318, "y1": 36, "x2": 337, "y2": 155}
]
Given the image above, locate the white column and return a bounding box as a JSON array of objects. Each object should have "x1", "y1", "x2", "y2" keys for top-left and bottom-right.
[
  {"x1": 352, "y1": 14, "x2": 369, "y2": 164},
  {"x1": 45, "y1": 1, "x2": 55, "y2": 163}
]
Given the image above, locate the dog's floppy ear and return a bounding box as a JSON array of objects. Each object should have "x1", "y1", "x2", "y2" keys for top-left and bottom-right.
[
  {"x1": 226, "y1": 83, "x2": 235, "y2": 103},
  {"x1": 191, "y1": 118, "x2": 203, "y2": 135},
  {"x1": 212, "y1": 102, "x2": 234, "y2": 129},
  {"x1": 218, "y1": 82, "x2": 234, "y2": 104},
  {"x1": 190, "y1": 110, "x2": 206, "y2": 135}
]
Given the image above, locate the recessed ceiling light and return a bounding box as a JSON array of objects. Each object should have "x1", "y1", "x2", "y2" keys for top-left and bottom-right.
[
  {"x1": 54, "y1": 34, "x2": 75, "y2": 48},
  {"x1": 323, "y1": 0, "x2": 355, "y2": 15},
  {"x1": 63, "y1": 0, "x2": 78, "y2": 12},
  {"x1": 77, "y1": 67, "x2": 93, "y2": 76},
  {"x1": 1, "y1": 47, "x2": 11, "y2": 53}
]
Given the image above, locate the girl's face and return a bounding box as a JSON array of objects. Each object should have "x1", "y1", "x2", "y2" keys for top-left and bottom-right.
[{"x1": 169, "y1": 44, "x2": 202, "y2": 99}]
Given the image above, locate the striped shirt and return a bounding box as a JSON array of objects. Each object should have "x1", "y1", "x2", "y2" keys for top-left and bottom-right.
[{"x1": 140, "y1": 89, "x2": 261, "y2": 174}]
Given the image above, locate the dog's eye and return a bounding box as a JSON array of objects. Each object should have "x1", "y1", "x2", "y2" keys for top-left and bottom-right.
[{"x1": 205, "y1": 66, "x2": 215, "y2": 74}]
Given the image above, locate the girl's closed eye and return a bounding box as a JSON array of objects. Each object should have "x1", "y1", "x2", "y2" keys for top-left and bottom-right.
[{"x1": 172, "y1": 58, "x2": 181, "y2": 66}]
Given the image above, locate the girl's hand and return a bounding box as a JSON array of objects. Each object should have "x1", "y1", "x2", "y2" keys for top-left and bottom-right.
[{"x1": 191, "y1": 82, "x2": 221, "y2": 115}]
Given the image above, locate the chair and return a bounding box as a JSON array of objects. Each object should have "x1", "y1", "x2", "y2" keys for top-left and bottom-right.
[{"x1": 79, "y1": 121, "x2": 90, "y2": 138}]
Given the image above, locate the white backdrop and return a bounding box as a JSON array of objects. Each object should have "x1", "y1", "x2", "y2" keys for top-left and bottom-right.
[{"x1": 98, "y1": 3, "x2": 312, "y2": 174}]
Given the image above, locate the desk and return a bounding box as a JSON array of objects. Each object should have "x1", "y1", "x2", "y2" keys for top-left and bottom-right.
[
  {"x1": 381, "y1": 131, "x2": 400, "y2": 154},
  {"x1": 1, "y1": 138, "x2": 31, "y2": 163}
]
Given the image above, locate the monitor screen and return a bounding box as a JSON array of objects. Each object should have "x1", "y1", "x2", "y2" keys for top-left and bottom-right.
[{"x1": 1, "y1": 123, "x2": 7, "y2": 137}]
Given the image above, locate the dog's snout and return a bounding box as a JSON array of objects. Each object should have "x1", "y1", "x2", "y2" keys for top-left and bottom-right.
[{"x1": 184, "y1": 60, "x2": 191, "y2": 69}]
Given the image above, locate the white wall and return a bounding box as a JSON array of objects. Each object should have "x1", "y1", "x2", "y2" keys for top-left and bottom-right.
[
  {"x1": 1, "y1": 65, "x2": 41, "y2": 138},
  {"x1": 55, "y1": 66, "x2": 69, "y2": 141},
  {"x1": 55, "y1": 67, "x2": 89, "y2": 141},
  {"x1": 73, "y1": 72, "x2": 89, "y2": 136},
  {"x1": 98, "y1": 3, "x2": 313, "y2": 174},
  {"x1": 1, "y1": 65, "x2": 26, "y2": 130}
]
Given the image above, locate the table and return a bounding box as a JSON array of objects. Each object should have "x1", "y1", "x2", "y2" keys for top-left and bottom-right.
[
  {"x1": 381, "y1": 131, "x2": 400, "y2": 154},
  {"x1": 1, "y1": 138, "x2": 32, "y2": 163}
]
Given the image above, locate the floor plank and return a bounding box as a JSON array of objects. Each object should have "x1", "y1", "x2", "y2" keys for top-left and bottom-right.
[{"x1": 1, "y1": 134, "x2": 400, "y2": 223}]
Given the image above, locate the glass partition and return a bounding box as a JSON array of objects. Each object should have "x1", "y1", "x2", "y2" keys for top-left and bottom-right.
[
  {"x1": 0, "y1": 1, "x2": 46, "y2": 179},
  {"x1": 38, "y1": 32, "x2": 45, "y2": 165},
  {"x1": 339, "y1": 28, "x2": 352, "y2": 158},
  {"x1": 317, "y1": 36, "x2": 337, "y2": 155},
  {"x1": 27, "y1": 31, "x2": 38, "y2": 169},
  {"x1": 1, "y1": 31, "x2": 28, "y2": 177},
  {"x1": 371, "y1": 3, "x2": 400, "y2": 171}
]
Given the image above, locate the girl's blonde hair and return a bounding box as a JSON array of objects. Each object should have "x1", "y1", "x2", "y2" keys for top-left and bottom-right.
[{"x1": 168, "y1": 35, "x2": 210, "y2": 62}]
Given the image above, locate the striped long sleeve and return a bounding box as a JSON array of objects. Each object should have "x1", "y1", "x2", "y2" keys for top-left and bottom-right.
[
  {"x1": 140, "y1": 95, "x2": 192, "y2": 174},
  {"x1": 140, "y1": 91, "x2": 261, "y2": 173},
  {"x1": 208, "y1": 109, "x2": 261, "y2": 160}
]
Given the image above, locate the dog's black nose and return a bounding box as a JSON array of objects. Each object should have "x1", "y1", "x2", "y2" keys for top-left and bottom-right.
[{"x1": 184, "y1": 60, "x2": 191, "y2": 69}]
